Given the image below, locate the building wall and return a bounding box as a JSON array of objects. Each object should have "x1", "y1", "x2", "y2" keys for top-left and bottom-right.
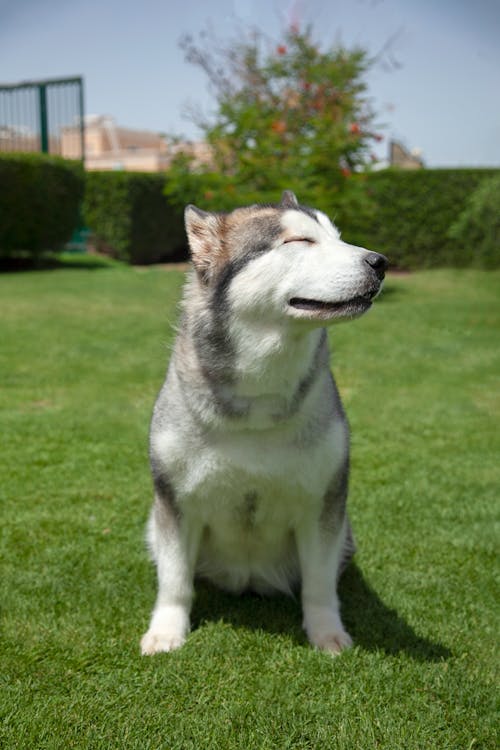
[
  {"x1": 60, "y1": 115, "x2": 210, "y2": 172},
  {"x1": 390, "y1": 140, "x2": 424, "y2": 169}
]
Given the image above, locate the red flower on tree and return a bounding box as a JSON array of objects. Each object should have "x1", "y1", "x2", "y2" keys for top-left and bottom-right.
[
  {"x1": 271, "y1": 119, "x2": 287, "y2": 134},
  {"x1": 276, "y1": 45, "x2": 287, "y2": 55}
]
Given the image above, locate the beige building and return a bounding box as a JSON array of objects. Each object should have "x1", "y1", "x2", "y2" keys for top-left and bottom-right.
[
  {"x1": 61, "y1": 115, "x2": 211, "y2": 172},
  {"x1": 0, "y1": 126, "x2": 60, "y2": 154},
  {"x1": 4, "y1": 116, "x2": 422, "y2": 173},
  {"x1": 389, "y1": 140, "x2": 424, "y2": 169}
]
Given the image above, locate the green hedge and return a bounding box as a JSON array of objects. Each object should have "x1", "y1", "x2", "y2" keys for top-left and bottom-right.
[
  {"x1": 80, "y1": 167, "x2": 500, "y2": 268},
  {"x1": 83, "y1": 171, "x2": 185, "y2": 264},
  {"x1": 343, "y1": 168, "x2": 500, "y2": 268},
  {"x1": 447, "y1": 173, "x2": 500, "y2": 269},
  {"x1": 1, "y1": 157, "x2": 497, "y2": 268},
  {"x1": 0, "y1": 153, "x2": 84, "y2": 258}
]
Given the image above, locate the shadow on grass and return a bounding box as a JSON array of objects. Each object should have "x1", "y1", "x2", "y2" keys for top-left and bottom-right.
[
  {"x1": 191, "y1": 563, "x2": 450, "y2": 662},
  {"x1": 339, "y1": 564, "x2": 451, "y2": 661}
]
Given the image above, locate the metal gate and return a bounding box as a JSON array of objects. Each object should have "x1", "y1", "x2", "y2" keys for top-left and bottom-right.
[{"x1": 0, "y1": 76, "x2": 84, "y2": 161}]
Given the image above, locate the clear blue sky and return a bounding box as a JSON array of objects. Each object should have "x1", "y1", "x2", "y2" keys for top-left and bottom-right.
[{"x1": 1, "y1": 0, "x2": 499, "y2": 167}]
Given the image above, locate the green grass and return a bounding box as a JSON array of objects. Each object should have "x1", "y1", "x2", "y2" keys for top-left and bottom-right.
[{"x1": 1, "y1": 266, "x2": 498, "y2": 749}]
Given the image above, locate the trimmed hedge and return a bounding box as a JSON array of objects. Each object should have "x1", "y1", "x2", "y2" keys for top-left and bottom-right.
[
  {"x1": 343, "y1": 168, "x2": 500, "y2": 268},
  {"x1": 78, "y1": 167, "x2": 499, "y2": 268},
  {"x1": 448, "y1": 173, "x2": 500, "y2": 269},
  {"x1": 0, "y1": 153, "x2": 84, "y2": 258},
  {"x1": 83, "y1": 171, "x2": 185, "y2": 264}
]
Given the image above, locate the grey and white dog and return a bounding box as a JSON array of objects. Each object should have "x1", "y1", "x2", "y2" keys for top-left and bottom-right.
[{"x1": 141, "y1": 191, "x2": 387, "y2": 655}]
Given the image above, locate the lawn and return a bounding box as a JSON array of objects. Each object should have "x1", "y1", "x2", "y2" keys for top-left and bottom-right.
[{"x1": 1, "y1": 265, "x2": 498, "y2": 749}]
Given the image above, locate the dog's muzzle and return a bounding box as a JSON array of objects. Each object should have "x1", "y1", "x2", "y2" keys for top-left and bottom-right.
[{"x1": 287, "y1": 251, "x2": 388, "y2": 321}]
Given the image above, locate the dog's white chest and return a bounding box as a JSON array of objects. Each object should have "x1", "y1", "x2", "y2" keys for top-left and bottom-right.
[{"x1": 154, "y1": 416, "x2": 347, "y2": 594}]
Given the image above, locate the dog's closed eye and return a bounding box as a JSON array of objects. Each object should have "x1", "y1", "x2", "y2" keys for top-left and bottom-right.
[{"x1": 283, "y1": 237, "x2": 316, "y2": 245}]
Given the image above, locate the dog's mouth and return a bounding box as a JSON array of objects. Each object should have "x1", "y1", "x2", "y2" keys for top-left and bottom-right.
[{"x1": 288, "y1": 293, "x2": 375, "y2": 320}]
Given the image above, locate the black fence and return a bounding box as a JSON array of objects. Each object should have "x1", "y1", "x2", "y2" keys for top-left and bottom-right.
[{"x1": 0, "y1": 76, "x2": 84, "y2": 161}]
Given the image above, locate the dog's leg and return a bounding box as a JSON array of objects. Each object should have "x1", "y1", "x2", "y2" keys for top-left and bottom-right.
[
  {"x1": 296, "y1": 517, "x2": 352, "y2": 654},
  {"x1": 141, "y1": 498, "x2": 202, "y2": 655}
]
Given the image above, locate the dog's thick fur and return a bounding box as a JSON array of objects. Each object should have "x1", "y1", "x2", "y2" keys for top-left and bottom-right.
[{"x1": 141, "y1": 191, "x2": 387, "y2": 655}]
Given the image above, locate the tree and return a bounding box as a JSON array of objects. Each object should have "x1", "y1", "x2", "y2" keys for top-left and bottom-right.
[{"x1": 166, "y1": 25, "x2": 384, "y2": 221}]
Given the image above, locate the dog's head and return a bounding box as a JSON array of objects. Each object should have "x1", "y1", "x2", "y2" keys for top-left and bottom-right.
[{"x1": 185, "y1": 191, "x2": 387, "y2": 325}]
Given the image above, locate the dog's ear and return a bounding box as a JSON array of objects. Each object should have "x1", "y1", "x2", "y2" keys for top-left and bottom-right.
[
  {"x1": 279, "y1": 190, "x2": 299, "y2": 209},
  {"x1": 184, "y1": 205, "x2": 224, "y2": 284}
]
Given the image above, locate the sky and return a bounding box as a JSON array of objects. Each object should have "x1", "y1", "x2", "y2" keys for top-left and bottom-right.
[{"x1": 1, "y1": 0, "x2": 499, "y2": 167}]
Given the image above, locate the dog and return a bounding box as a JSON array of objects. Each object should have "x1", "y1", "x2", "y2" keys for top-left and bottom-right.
[{"x1": 141, "y1": 190, "x2": 387, "y2": 655}]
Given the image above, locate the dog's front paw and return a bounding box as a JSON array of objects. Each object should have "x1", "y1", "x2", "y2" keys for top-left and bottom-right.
[
  {"x1": 303, "y1": 604, "x2": 353, "y2": 655},
  {"x1": 140, "y1": 605, "x2": 189, "y2": 656},
  {"x1": 310, "y1": 627, "x2": 353, "y2": 654},
  {"x1": 141, "y1": 629, "x2": 186, "y2": 655}
]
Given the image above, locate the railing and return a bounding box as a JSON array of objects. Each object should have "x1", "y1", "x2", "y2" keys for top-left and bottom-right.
[{"x1": 0, "y1": 76, "x2": 85, "y2": 162}]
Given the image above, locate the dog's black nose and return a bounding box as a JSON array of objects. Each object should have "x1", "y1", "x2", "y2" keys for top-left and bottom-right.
[{"x1": 364, "y1": 252, "x2": 388, "y2": 280}]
